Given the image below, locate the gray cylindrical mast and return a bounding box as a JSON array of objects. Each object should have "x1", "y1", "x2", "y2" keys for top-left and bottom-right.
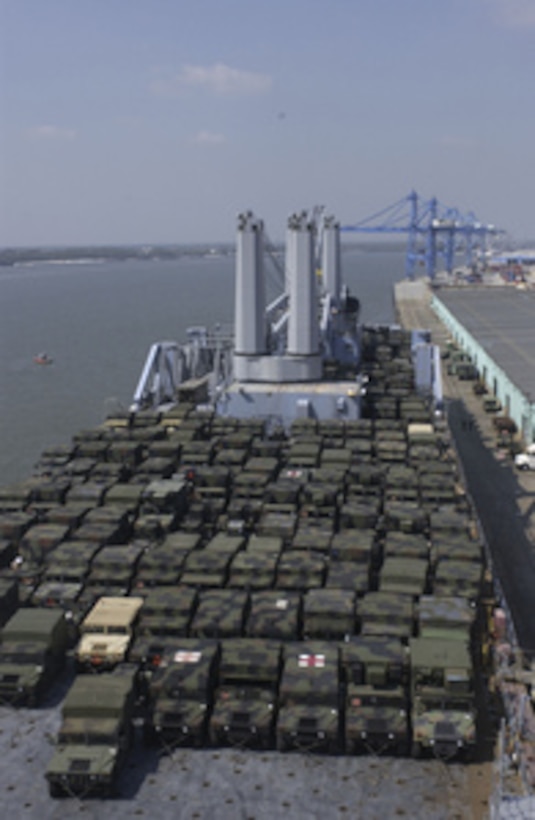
[
  {"x1": 322, "y1": 216, "x2": 341, "y2": 304},
  {"x1": 287, "y1": 211, "x2": 318, "y2": 357},
  {"x1": 234, "y1": 211, "x2": 266, "y2": 356}
]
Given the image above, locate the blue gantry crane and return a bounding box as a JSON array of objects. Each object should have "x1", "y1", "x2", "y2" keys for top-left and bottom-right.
[{"x1": 341, "y1": 191, "x2": 504, "y2": 279}]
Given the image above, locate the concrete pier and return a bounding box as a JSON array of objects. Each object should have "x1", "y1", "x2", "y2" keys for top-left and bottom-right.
[{"x1": 395, "y1": 279, "x2": 535, "y2": 655}]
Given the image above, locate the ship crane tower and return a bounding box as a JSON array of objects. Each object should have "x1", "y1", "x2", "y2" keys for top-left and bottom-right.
[{"x1": 341, "y1": 190, "x2": 505, "y2": 279}]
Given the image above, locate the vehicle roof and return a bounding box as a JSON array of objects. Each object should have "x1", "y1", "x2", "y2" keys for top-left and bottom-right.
[{"x1": 82, "y1": 596, "x2": 144, "y2": 627}]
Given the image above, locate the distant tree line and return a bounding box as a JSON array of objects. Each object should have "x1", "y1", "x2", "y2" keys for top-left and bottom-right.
[{"x1": 0, "y1": 244, "x2": 235, "y2": 266}]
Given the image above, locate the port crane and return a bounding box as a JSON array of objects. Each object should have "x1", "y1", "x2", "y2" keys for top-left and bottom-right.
[{"x1": 341, "y1": 191, "x2": 504, "y2": 279}]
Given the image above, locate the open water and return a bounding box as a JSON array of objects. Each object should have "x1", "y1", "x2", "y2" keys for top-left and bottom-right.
[{"x1": 0, "y1": 247, "x2": 406, "y2": 484}]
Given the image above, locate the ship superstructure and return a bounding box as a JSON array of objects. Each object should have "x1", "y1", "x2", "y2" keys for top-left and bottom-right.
[{"x1": 131, "y1": 210, "x2": 441, "y2": 423}]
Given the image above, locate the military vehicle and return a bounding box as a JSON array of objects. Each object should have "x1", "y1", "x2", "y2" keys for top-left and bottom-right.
[
  {"x1": 433, "y1": 559, "x2": 483, "y2": 600},
  {"x1": 75, "y1": 596, "x2": 144, "y2": 671},
  {"x1": 189, "y1": 589, "x2": 249, "y2": 638},
  {"x1": 345, "y1": 684, "x2": 409, "y2": 754},
  {"x1": 84, "y1": 543, "x2": 145, "y2": 597},
  {"x1": 359, "y1": 592, "x2": 414, "y2": 640},
  {"x1": 18, "y1": 523, "x2": 70, "y2": 565},
  {"x1": 410, "y1": 637, "x2": 476, "y2": 760},
  {"x1": 227, "y1": 550, "x2": 279, "y2": 589},
  {"x1": 0, "y1": 607, "x2": 69, "y2": 705},
  {"x1": 418, "y1": 596, "x2": 476, "y2": 646},
  {"x1": 133, "y1": 532, "x2": 200, "y2": 588},
  {"x1": 302, "y1": 589, "x2": 356, "y2": 639},
  {"x1": 379, "y1": 556, "x2": 429, "y2": 597},
  {"x1": 277, "y1": 643, "x2": 340, "y2": 753},
  {"x1": 42, "y1": 539, "x2": 102, "y2": 583},
  {"x1": 146, "y1": 639, "x2": 219, "y2": 747},
  {"x1": 246, "y1": 590, "x2": 302, "y2": 641},
  {"x1": 209, "y1": 638, "x2": 281, "y2": 748},
  {"x1": 45, "y1": 668, "x2": 137, "y2": 797}
]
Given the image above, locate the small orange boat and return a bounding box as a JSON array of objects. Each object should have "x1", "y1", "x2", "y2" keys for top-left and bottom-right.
[{"x1": 34, "y1": 352, "x2": 53, "y2": 365}]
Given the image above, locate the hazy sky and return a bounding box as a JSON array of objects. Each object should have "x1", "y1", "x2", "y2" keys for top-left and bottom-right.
[{"x1": 1, "y1": 0, "x2": 535, "y2": 246}]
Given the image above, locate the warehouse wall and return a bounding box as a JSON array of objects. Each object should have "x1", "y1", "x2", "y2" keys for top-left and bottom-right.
[{"x1": 431, "y1": 296, "x2": 534, "y2": 444}]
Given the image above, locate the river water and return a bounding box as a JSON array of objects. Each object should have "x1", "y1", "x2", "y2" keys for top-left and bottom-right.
[{"x1": 0, "y1": 247, "x2": 406, "y2": 484}]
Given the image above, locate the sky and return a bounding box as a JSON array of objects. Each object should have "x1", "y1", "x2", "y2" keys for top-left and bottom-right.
[{"x1": 1, "y1": 0, "x2": 535, "y2": 246}]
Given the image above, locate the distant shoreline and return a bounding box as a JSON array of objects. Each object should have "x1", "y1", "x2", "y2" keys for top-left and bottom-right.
[{"x1": 0, "y1": 240, "x2": 407, "y2": 267}]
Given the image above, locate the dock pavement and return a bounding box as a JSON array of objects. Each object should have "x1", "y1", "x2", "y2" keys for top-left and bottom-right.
[{"x1": 395, "y1": 278, "x2": 535, "y2": 656}]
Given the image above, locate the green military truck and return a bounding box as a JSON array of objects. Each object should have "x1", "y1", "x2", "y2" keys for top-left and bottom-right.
[
  {"x1": 45, "y1": 668, "x2": 136, "y2": 797},
  {"x1": 209, "y1": 638, "x2": 281, "y2": 748},
  {"x1": 277, "y1": 643, "x2": 340, "y2": 753},
  {"x1": 146, "y1": 639, "x2": 219, "y2": 747},
  {"x1": 0, "y1": 607, "x2": 69, "y2": 705},
  {"x1": 410, "y1": 637, "x2": 476, "y2": 760},
  {"x1": 342, "y1": 636, "x2": 410, "y2": 754}
]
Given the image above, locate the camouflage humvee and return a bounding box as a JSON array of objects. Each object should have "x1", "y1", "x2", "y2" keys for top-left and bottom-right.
[
  {"x1": 210, "y1": 686, "x2": 277, "y2": 748},
  {"x1": 132, "y1": 512, "x2": 176, "y2": 541},
  {"x1": 330, "y1": 529, "x2": 376, "y2": 565},
  {"x1": 359, "y1": 592, "x2": 414, "y2": 640},
  {"x1": 245, "y1": 534, "x2": 283, "y2": 555},
  {"x1": 339, "y1": 499, "x2": 380, "y2": 530},
  {"x1": 0, "y1": 607, "x2": 69, "y2": 705},
  {"x1": 227, "y1": 551, "x2": 279, "y2": 589},
  {"x1": 275, "y1": 551, "x2": 326, "y2": 590},
  {"x1": 42, "y1": 502, "x2": 91, "y2": 529},
  {"x1": 303, "y1": 589, "x2": 356, "y2": 640},
  {"x1": 45, "y1": 668, "x2": 136, "y2": 797},
  {"x1": 0, "y1": 482, "x2": 38, "y2": 512},
  {"x1": 291, "y1": 523, "x2": 333, "y2": 554},
  {"x1": 103, "y1": 482, "x2": 146, "y2": 512},
  {"x1": 429, "y1": 508, "x2": 472, "y2": 538},
  {"x1": 256, "y1": 510, "x2": 298, "y2": 543},
  {"x1": 383, "y1": 501, "x2": 428, "y2": 534},
  {"x1": 0, "y1": 511, "x2": 37, "y2": 544},
  {"x1": 417, "y1": 595, "x2": 475, "y2": 642},
  {"x1": 246, "y1": 591, "x2": 302, "y2": 641},
  {"x1": 61, "y1": 456, "x2": 97, "y2": 481},
  {"x1": 85, "y1": 544, "x2": 145, "y2": 593},
  {"x1": 345, "y1": 684, "x2": 409, "y2": 754},
  {"x1": 379, "y1": 556, "x2": 429, "y2": 597},
  {"x1": 341, "y1": 636, "x2": 409, "y2": 687},
  {"x1": 189, "y1": 589, "x2": 249, "y2": 638},
  {"x1": 135, "y1": 586, "x2": 198, "y2": 640},
  {"x1": 301, "y1": 481, "x2": 341, "y2": 515},
  {"x1": 277, "y1": 644, "x2": 340, "y2": 753},
  {"x1": 65, "y1": 481, "x2": 111, "y2": 507},
  {"x1": 83, "y1": 510, "x2": 137, "y2": 545},
  {"x1": 432, "y1": 560, "x2": 483, "y2": 600},
  {"x1": 180, "y1": 548, "x2": 233, "y2": 588},
  {"x1": 431, "y1": 535, "x2": 483, "y2": 566},
  {"x1": 263, "y1": 474, "x2": 304, "y2": 506},
  {"x1": 18, "y1": 523, "x2": 70, "y2": 565},
  {"x1": 232, "y1": 470, "x2": 271, "y2": 499},
  {"x1": 325, "y1": 562, "x2": 370, "y2": 595},
  {"x1": 107, "y1": 440, "x2": 144, "y2": 467},
  {"x1": 286, "y1": 442, "x2": 322, "y2": 469},
  {"x1": 384, "y1": 532, "x2": 429, "y2": 561},
  {"x1": 42, "y1": 539, "x2": 102, "y2": 583},
  {"x1": 147, "y1": 640, "x2": 219, "y2": 747},
  {"x1": 30, "y1": 580, "x2": 85, "y2": 639},
  {"x1": 209, "y1": 638, "x2": 282, "y2": 748},
  {"x1": 410, "y1": 637, "x2": 476, "y2": 760},
  {"x1": 133, "y1": 533, "x2": 200, "y2": 589},
  {"x1": 222, "y1": 496, "x2": 263, "y2": 535},
  {"x1": 140, "y1": 478, "x2": 188, "y2": 515}
]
